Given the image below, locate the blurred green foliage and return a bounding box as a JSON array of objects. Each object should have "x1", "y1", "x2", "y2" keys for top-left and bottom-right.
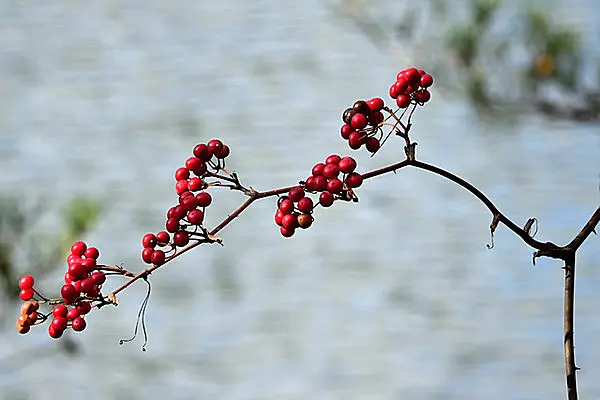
[{"x1": 0, "y1": 197, "x2": 101, "y2": 300}]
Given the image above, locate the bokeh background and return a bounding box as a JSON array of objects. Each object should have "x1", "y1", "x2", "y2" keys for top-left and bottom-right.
[{"x1": 1, "y1": 1, "x2": 599, "y2": 399}]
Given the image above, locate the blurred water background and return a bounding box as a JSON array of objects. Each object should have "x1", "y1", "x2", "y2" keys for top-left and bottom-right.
[{"x1": 0, "y1": 1, "x2": 599, "y2": 399}]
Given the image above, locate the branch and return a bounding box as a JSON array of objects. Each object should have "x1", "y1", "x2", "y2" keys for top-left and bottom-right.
[
  {"x1": 563, "y1": 253, "x2": 578, "y2": 400},
  {"x1": 566, "y1": 206, "x2": 600, "y2": 251}
]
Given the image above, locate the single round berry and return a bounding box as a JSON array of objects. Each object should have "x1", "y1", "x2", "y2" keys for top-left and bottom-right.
[
  {"x1": 274, "y1": 209, "x2": 284, "y2": 226},
  {"x1": 367, "y1": 97, "x2": 384, "y2": 111},
  {"x1": 281, "y1": 213, "x2": 299, "y2": 230},
  {"x1": 400, "y1": 68, "x2": 421, "y2": 86},
  {"x1": 48, "y1": 325, "x2": 62, "y2": 339},
  {"x1": 366, "y1": 137, "x2": 381, "y2": 153},
  {"x1": 51, "y1": 317, "x2": 68, "y2": 332},
  {"x1": 156, "y1": 231, "x2": 170, "y2": 246},
  {"x1": 297, "y1": 214, "x2": 313, "y2": 229},
  {"x1": 414, "y1": 89, "x2": 431, "y2": 103},
  {"x1": 72, "y1": 317, "x2": 87, "y2": 332},
  {"x1": 196, "y1": 192, "x2": 212, "y2": 207},
  {"x1": 67, "y1": 254, "x2": 81, "y2": 267},
  {"x1": 305, "y1": 176, "x2": 317, "y2": 191},
  {"x1": 327, "y1": 178, "x2": 343, "y2": 194},
  {"x1": 142, "y1": 233, "x2": 157, "y2": 249},
  {"x1": 350, "y1": 113, "x2": 368, "y2": 130},
  {"x1": 188, "y1": 177, "x2": 204, "y2": 191},
  {"x1": 396, "y1": 94, "x2": 411, "y2": 108},
  {"x1": 312, "y1": 176, "x2": 328, "y2": 192},
  {"x1": 340, "y1": 124, "x2": 353, "y2": 139},
  {"x1": 193, "y1": 143, "x2": 212, "y2": 162},
  {"x1": 19, "y1": 288, "x2": 34, "y2": 301},
  {"x1": 288, "y1": 186, "x2": 305, "y2": 203},
  {"x1": 420, "y1": 74, "x2": 433, "y2": 88},
  {"x1": 18, "y1": 275, "x2": 34, "y2": 290},
  {"x1": 142, "y1": 247, "x2": 154, "y2": 264},
  {"x1": 66, "y1": 307, "x2": 80, "y2": 320},
  {"x1": 151, "y1": 250, "x2": 166, "y2": 266},
  {"x1": 325, "y1": 154, "x2": 341, "y2": 166},
  {"x1": 297, "y1": 197, "x2": 314, "y2": 213},
  {"x1": 279, "y1": 199, "x2": 294, "y2": 215},
  {"x1": 64, "y1": 272, "x2": 73, "y2": 284},
  {"x1": 166, "y1": 217, "x2": 180, "y2": 233},
  {"x1": 352, "y1": 100, "x2": 370, "y2": 115},
  {"x1": 84, "y1": 247, "x2": 100, "y2": 260},
  {"x1": 215, "y1": 144, "x2": 230, "y2": 159},
  {"x1": 71, "y1": 241, "x2": 87, "y2": 257},
  {"x1": 68, "y1": 262, "x2": 86, "y2": 280},
  {"x1": 345, "y1": 172, "x2": 364, "y2": 188},
  {"x1": 175, "y1": 180, "x2": 189, "y2": 195},
  {"x1": 78, "y1": 301, "x2": 92, "y2": 315},
  {"x1": 187, "y1": 209, "x2": 204, "y2": 225},
  {"x1": 80, "y1": 258, "x2": 96, "y2": 273},
  {"x1": 390, "y1": 79, "x2": 408, "y2": 99},
  {"x1": 342, "y1": 108, "x2": 355, "y2": 124},
  {"x1": 338, "y1": 156, "x2": 357, "y2": 173},
  {"x1": 175, "y1": 167, "x2": 190, "y2": 181},
  {"x1": 17, "y1": 320, "x2": 30, "y2": 334},
  {"x1": 348, "y1": 132, "x2": 364, "y2": 149},
  {"x1": 171, "y1": 205, "x2": 186, "y2": 220},
  {"x1": 207, "y1": 139, "x2": 224, "y2": 155},
  {"x1": 280, "y1": 226, "x2": 295, "y2": 238},
  {"x1": 173, "y1": 231, "x2": 190, "y2": 247},
  {"x1": 323, "y1": 164, "x2": 340, "y2": 179},
  {"x1": 319, "y1": 191, "x2": 335, "y2": 207},
  {"x1": 90, "y1": 271, "x2": 106, "y2": 286},
  {"x1": 312, "y1": 163, "x2": 325, "y2": 177},
  {"x1": 79, "y1": 279, "x2": 95, "y2": 294},
  {"x1": 185, "y1": 157, "x2": 205, "y2": 173}
]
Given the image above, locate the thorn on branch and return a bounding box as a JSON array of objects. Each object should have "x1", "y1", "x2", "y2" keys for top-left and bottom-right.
[{"x1": 486, "y1": 214, "x2": 500, "y2": 249}]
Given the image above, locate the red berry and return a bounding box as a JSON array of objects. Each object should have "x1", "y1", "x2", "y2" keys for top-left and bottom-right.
[
  {"x1": 187, "y1": 209, "x2": 204, "y2": 225},
  {"x1": 305, "y1": 176, "x2": 317, "y2": 191},
  {"x1": 396, "y1": 94, "x2": 411, "y2": 108},
  {"x1": 297, "y1": 197, "x2": 314, "y2": 213},
  {"x1": 348, "y1": 132, "x2": 364, "y2": 149},
  {"x1": 142, "y1": 247, "x2": 154, "y2": 264},
  {"x1": 193, "y1": 144, "x2": 212, "y2": 162},
  {"x1": 280, "y1": 226, "x2": 295, "y2": 237},
  {"x1": 48, "y1": 325, "x2": 62, "y2": 339},
  {"x1": 173, "y1": 231, "x2": 190, "y2": 247},
  {"x1": 400, "y1": 68, "x2": 421, "y2": 85},
  {"x1": 166, "y1": 217, "x2": 180, "y2": 233},
  {"x1": 64, "y1": 272, "x2": 73, "y2": 284},
  {"x1": 71, "y1": 241, "x2": 87, "y2": 257},
  {"x1": 78, "y1": 301, "x2": 92, "y2": 315},
  {"x1": 175, "y1": 167, "x2": 190, "y2": 181},
  {"x1": 367, "y1": 97, "x2": 384, "y2": 111},
  {"x1": 323, "y1": 164, "x2": 340, "y2": 179},
  {"x1": 389, "y1": 83, "x2": 401, "y2": 99},
  {"x1": 327, "y1": 178, "x2": 343, "y2": 194},
  {"x1": 215, "y1": 144, "x2": 230, "y2": 159},
  {"x1": 350, "y1": 113, "x2": 367, "y2": 130},
  {"x1": 19, "y1": 288, "x2": 34, "y2": 301},
  {"x1": 175, "y1": 180, "x2": 189, "y2": 195},
  {"x1": 66, "y1": 307, "x2": 80, "y2": 320},
  {"x1": 312, "y1": 163, "x2": 325, "y2": 177},
  {"x1": 72, "y1": 317, "x2": 86, "y2": 332},
  {"x1": 195, "y1": 192, "x2": 212, "y2": 207},
  {"x1": 52, "y1": 304, "x2": 68, "y2": 319},
  {"x1": 345, "y1": 172, "x2": 363, "y2": 188},
  {"x1": 142, "y1": 233, "x2": 157, "y2": 249},
  {"x1": 156, "y1": 231, "x2": 170, "y2": 246},
  {"x1": 79, "y1": 279, "x2": 94, "y2": 294},
  {"x1": 414, "y1": 89, "x2": 431, "y2": 103},
  {"x1": 84, "y1": 247, "x2": 99, "y2": 260},
  {"x1": 51, "y1": 317, "x2": 68, "y2": 332},
  {"x1": 340, "y1": 124, "x2": 353, "y2": 139},
  {"x1": 151, "y1": 250, "x2": 166, "y2": 265},
  {"x1": 18, "y1": 275, "x2": 34, "y2": 290},
  {"x1": 73, "y1": 280, "x2": 82, "y2": 294},
  {"x1": 187, "y1": 177, "x2": 204, "y2": 191},
  {"x1": 207, "y1": 139, "x2": 224, "y2": 155},
  {"x1": 338, "y1": 156, "x2": 357, "y2": 173},
  {"x1": 366, "y1": 137, "x2": 381, "y2": 153},
  {"x1": 312, "y1": 176, "x2": 328, "y2": 192},
  {"x1": 278, "y1": 199, "x2": 294, "y2": 215},
  {"x1": 67, "y1": 254, "x2": 81, "y2": 267},
  {"x1": 185, "y1": 157, "x2": 205, "y2": 173},
  {"x1": 319, "y1": 191, "x2": 335, "y2": 207},
  {"x1": 171, "y1": 205, "x2": 186, "y2": 220},
  {"x1": 368, "y1": 111, "x2": 384, "y2": 126},
  {"x1": 68, "y1": 262, "x2": 86, "y2": 280},
  {"x1": 420, "y1": 74, "x2": 433, "y2": 88},
  {"x1": 297, "y1": 214, "x2": 313, "y2": 229},
  {"x1": 61, "y1": 284, "x2": 77, "y2": 300},
  {"x1": 325, "y1": 154, "x2": 341, "y2": 166},
  {"x1": 90, "y1": 271, "x2": 106, "y2": 285},
  {"x1": 274, "y1": 209, "x2": 285, "y2": 226},
  {"x1": 391, "y1": 79, "x2": 409, "y2": 98},
  {"x1": 288, "y1": 186, "x2": 305, "y2": 203},
  {"x1": 281, "y1": 214, "x2": 298, "y2": 230},
  {"x1": 80, "y1": 258, "x2": 96, "y2": 273}
]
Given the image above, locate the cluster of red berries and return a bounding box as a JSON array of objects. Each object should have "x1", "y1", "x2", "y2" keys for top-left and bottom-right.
[
  {"x1": 389, "y1": 67, "x2": 433, "y2": 108},
  {"x1": 275, "y1": 155, "x2": 363, "y2": 237},
  {"x1": 340, "y1": 98, "x2": 385, "y2": 153},
  {"x1": 141, "y1": 140, "x2": 225, "y2": 265},
  {"x1": 16, "y1": 241, "x2": 104, "y2": 338}
]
